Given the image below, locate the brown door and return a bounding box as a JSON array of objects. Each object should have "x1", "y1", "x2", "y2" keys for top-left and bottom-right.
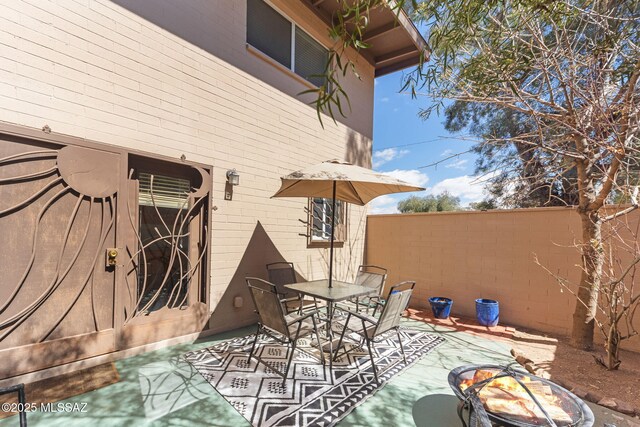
[
  {"x1": 0, "y1": 130, "x2": 211, "y2": 379},
  {"x1": 0, "y1": 134, "x2": 120, "y2": 378}
]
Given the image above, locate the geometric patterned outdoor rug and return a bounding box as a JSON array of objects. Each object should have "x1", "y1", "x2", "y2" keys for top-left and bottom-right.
[{"x1": 184, "y1": 328, "x2": 444, "y2": 427}]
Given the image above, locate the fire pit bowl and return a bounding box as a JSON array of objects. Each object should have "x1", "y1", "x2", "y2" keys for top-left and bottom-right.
[{"x1": 448, "y1": 364, "x2": 594, "y2": 427}]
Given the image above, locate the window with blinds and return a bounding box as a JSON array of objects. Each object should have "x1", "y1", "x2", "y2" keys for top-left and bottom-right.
[
  {"x1": 295, "y1": 27, "x2": 328, "y2": 88},
  {"x1": 246, "y1": 0, "x2": 328, "y2": 87},
  {"x1": 246, "y1": 0, "x2": 291, "y2": 69},
  {"x1": 136, "y1": 171, "x2": 193, "y2": 314},
  {"x1": 138, "y1": 172, "x2": 191, "y2": 209}
]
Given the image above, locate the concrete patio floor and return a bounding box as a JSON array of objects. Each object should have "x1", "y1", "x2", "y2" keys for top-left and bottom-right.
[{"x1": 1, "y1": 318, "x2": 636, "y2": 426}]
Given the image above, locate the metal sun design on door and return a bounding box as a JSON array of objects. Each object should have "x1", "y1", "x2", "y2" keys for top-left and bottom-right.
[{"x1": 0, "y1": 134, "x2": 210, "y2": 378}]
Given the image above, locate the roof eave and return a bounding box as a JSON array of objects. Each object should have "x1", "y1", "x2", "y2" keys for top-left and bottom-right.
[
  {"x1": 373, "y1": 3, "x2": 429, "y2": 76},
  {"x1": 299, "y1": 0, "x2": 429, "y2": 76}
]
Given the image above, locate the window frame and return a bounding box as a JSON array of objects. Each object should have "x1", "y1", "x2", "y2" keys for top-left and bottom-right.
[
  {"x1": 307, "y1": 197, "x2": 348, "y2": 248},
  {"x1": 246, "y1": 0, "x2": 329, "y2": 88}
]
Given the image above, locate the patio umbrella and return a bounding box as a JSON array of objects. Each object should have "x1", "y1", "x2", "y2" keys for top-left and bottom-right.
[{"x1": 272, "y1": 159, "x2": 425, "y2": 287}]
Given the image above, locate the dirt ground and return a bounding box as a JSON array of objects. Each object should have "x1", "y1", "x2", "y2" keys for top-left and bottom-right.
[{"x1": 507, "y1": 328, "x2": 640, "y2": 412}]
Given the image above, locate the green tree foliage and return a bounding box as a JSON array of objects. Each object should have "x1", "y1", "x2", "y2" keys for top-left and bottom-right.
[
  {"x1": 469, "y1": 199, "x2": 498, "y2": 211},
  {"x1": 444, "y1": 102, "x2": 580, "y2": 208},
  {"x1": 318, "y1": 0, "x2": 640, "y2": 364},
  {"x1": 397, "y1": 192, "x2": 461, "y2": 212}
]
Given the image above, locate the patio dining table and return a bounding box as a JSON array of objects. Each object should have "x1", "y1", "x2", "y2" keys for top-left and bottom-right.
[{"x1": 285, "y1": 279, "x2": 377, "y2": 373}]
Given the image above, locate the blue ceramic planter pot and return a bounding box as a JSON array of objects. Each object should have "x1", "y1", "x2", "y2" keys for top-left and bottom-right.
[
  {"x1": 428, "y1": 297, "x2": 453, "y2": 319},
  {"x1": 475, "y1": 298, "x2": 499, "y2": 327}
]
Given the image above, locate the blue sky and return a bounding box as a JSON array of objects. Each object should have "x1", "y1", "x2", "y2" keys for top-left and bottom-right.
[{"x1": 370, "y1": 72, "x2": 489, "y2": 214}]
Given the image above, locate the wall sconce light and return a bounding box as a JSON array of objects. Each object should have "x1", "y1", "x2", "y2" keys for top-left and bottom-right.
[
  {"x1": 225, "y1": 169, "x2": 239, "y2": 201},
  {"x1": 226, "y1": 169, "x2": 240, "y2": 186}
]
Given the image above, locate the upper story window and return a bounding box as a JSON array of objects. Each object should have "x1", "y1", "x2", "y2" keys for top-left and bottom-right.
[{"x1": 247, "y1": 0, "x2": 329, "y2": 87}]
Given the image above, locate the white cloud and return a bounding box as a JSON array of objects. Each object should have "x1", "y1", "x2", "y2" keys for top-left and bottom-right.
[
  {"x1": 372, "y1": 147, "x2": 409, "y2": 168},
  {"x1": 369, "y1": 194, "x2": 401, "y2": 214},
  {"x1": 382, "y1": 169, "x2": 430, "y2": 187},
  {"x1": 380, "y1": 96, "x2": 390, "y2": 102},
  {"x1": 441, "y1": 149, "x2": 453, "y2": 157},
  {"x1": 426, "y1": 173, "x2": 498, "y2": 204},
  {"x1": 373, "y1": 171, "x2": 501, "y2": 211},
  {"x1": 368, "y1": 169, "x2": 429, "y2": 214},
  {"x1": 374, "y1": 148, "x2": 401, "y2": 162},
  {"x1": 444, "y1": 159, "x2": 468, "y2": 170}
]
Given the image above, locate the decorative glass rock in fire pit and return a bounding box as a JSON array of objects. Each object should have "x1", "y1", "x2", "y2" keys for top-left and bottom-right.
[{"x1": 448, "y1": 364, "x2": 594, "y2": 427}]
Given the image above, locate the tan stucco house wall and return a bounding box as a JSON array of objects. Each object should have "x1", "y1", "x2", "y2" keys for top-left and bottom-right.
[{"x1": 0, "y1": 0, "x2": 425, "y2": 381}]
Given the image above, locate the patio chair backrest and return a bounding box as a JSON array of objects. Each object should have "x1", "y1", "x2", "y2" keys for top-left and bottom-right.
[
  {"x1": 354, "y1": 265, "x2": 387, "y2": 292},
  {"x1": 246, "y1": 277, "x2": 289, "y2": 337},
  {"x1": 374, "y1": 281, "x2": 415, "y2": 336},
  {"x1": 266, "y1": 262, "x2": 297, "y2": 297}
]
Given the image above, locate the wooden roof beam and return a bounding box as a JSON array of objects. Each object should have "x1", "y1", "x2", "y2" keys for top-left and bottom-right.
[
  {"x1": 375, "y1": 54, "x2": 421, "y2": 77},
  {"x1": 375, "y1": 45, "x2": 418, "y2": 65},
  {"x1": 363, "y1": 21, "x2": 399, "y2": 42}
]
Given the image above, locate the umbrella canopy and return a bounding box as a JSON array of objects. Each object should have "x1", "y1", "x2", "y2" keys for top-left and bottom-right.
[
  {"x1": 272, "y1": 159, "x2": 424, "y2": 206},
  {"x1": 272, "y1": 160, "x2": 425, "y2": 287}
]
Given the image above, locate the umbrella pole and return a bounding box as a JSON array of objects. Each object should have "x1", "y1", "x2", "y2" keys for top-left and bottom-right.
[{"x1": 328, "y1": 181, "x2": 336, "y2": 288}]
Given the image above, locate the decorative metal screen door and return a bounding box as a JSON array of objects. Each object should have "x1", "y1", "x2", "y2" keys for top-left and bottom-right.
[
  {"x1": 0, "y1": 128, "x2": 211, "y2": 379},
  {"x1": 117, "y1": 156, "x2": 210, "y2": 349},
  {"x1": 0, "y1": 133, "x2": 121, "y2": 379}
]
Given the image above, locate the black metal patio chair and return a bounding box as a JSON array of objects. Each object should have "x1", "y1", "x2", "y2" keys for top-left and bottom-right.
[
  {"x1": 370, "y1": 280, "x2": 415, "y2": 317},
  {"x1": 349, "y1": 265, "x2": 387, "y2": 313},
  {"x1": 267, "y1": 262, "x2": 319, "y2": 314},
  {"x1": 246, "y1": 277, "x2": 326, "y2": 381},
  {"x1": 332, "y1": 281, "x2": 415, "y2": 384}
]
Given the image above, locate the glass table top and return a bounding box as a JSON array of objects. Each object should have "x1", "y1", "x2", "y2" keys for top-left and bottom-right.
[{"x1": 285, "y1": 280, "x2": 376, "y2": 302}]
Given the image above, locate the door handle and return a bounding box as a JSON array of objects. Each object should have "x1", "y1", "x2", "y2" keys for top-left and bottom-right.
[{"x1": 106, "y1": 248, "x2": 120, "y2": 267}]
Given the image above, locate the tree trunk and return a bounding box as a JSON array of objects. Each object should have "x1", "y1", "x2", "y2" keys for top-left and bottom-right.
[
  {"x1": 571, "y1": 210, "x2": 604, "y2": 350},
  {"x1": 606, "y1": 326, "x2": 621, "y2": 370}
]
